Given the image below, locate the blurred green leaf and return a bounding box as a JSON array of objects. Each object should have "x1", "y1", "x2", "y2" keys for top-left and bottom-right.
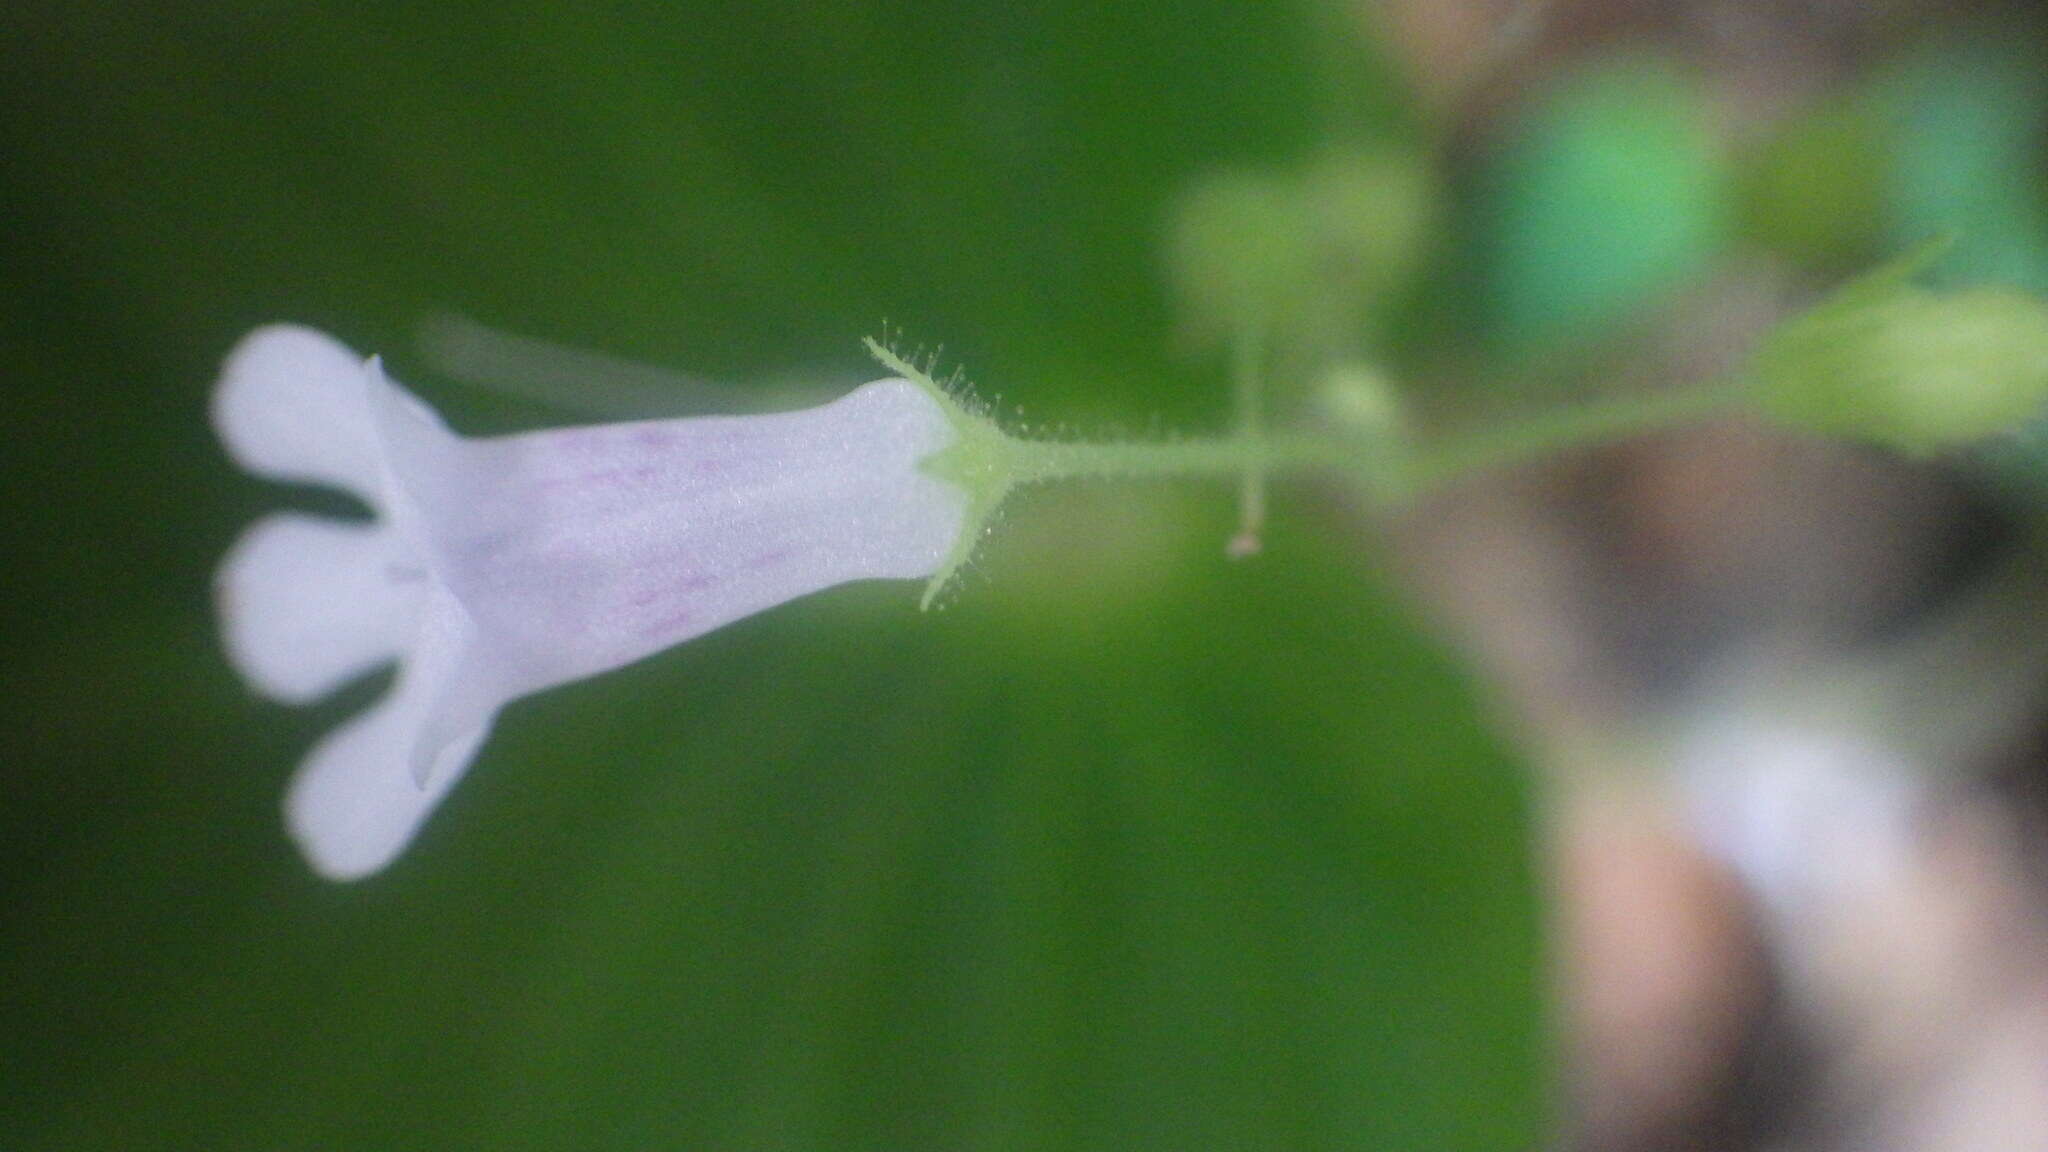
[
  {"x1": 5, "y1": 511, "x2": 1539, "y2": 1150},
  {"x1": 2, "y1": 3, "x2": 1541, "y2": 1148}
]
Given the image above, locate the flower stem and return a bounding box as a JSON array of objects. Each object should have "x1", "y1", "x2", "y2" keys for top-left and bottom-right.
[
  {"x1": 1404, "y1": 378, "x2": 1754, "y2": 489},
  {"x1": 873, "y1": 334, "x2": 1753, "y2": 605},
  {"x1": 1003, "y1": 432, "x2": 1359, "y2": 485},
  {"x1": 1229, "y1": 324, "x2": 1269, "y2": 556},
  {"x1": 1004, "y1": 378, "x2": 1752, "y2": 498}
]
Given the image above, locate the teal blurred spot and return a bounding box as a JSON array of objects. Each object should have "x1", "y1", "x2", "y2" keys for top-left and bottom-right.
[
  {"x1": 1880, "y1": 34, "x2": 2048, "y2": 292},
  {"x1": 1474, "y1": 55, "x2": 1729, "y2": 358}
]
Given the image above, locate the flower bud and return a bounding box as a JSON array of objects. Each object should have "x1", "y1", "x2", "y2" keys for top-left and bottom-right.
[
  {"x1": 1164, "y1": 172, "x2": 1316, "y2": 338},
  {"x1": 1164, "y1": 149, "x2": 1438, "y2": 348},
  {"x1": 1313, "y1": 362, "x2": 1408, "y2": 444},
  {"x1": 1299, "y1": 150, "x2": 1437, "y2": 310},
  {"x1": 1751, "y1": 260, "x2": 2048, "y2": 454}
]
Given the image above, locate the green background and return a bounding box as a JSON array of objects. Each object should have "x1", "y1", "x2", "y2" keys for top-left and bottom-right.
[{"x1": 1, "y1": 4, "x2": 1540, "y2": 1149}]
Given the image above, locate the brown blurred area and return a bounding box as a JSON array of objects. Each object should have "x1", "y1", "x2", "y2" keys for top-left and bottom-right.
[{"x1": 1366, "y1": 1, "x2": 2048, "y2": 1149}]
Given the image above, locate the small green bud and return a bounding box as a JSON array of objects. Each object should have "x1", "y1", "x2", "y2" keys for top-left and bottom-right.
[
  {"x1": 1313, "y1": 362, "x2": 1408, "y2": 444},
  {"x1": 1751, "y1": 254, "x2": 2048, "y2": 454},
  {"x1": 1164, "y1": 150, "x2": 1440, "y2": 349},
  {"x1": 1313, "y1": 362, "x2": 1413, "y2": 501},
  {"x1": 1164, "y1": 172, "x2": 1317, "y2": 339},
  {"x1": 1299, "y1": 150, "x2": 1438, "y2": 308}
]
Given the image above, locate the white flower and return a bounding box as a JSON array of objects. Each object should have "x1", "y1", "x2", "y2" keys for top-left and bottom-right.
[{"x1": 214, "y1": 325, "x2": 967, "y2": 880}]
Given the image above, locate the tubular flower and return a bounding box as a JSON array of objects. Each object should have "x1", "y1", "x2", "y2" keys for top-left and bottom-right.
[{"x1": 214, "y1": 326, "x2": 967, "y2": 880}]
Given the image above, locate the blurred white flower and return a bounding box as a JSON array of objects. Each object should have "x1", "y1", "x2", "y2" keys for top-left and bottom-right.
[{"x1": 213, "y1": 325, "x2": 966, "y2": 880}]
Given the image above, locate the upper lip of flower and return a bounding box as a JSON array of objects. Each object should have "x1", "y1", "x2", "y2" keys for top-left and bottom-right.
[{"x1": 213, "y1": 324, "x2": 965, "y2": 880}]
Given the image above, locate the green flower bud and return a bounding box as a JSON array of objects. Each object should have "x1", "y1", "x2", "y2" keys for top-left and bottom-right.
[
  {"x1": 1300, "y1": 150, "x2": 1437, "y2": 308},
  {"x1": 1313, "y1": 361, "x2": 1413, "y2": 501},
  {"x1": 1164, "y1": 172, "x2": 1317, "y2": 339},
  {"x1": 1751, "y1": 253, "x2": 2048, "y2": 454},
  {"x1": 1313, "y1": 362, "x2": 1408, "y2": 444},
  {"x1": 1164, "y1": 150, "x2": 1439, "y2": 349}
]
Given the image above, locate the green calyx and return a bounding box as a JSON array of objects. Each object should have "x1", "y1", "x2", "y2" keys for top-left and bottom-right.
[
  {"x1": 865, "y1": 339, "x2": 1021, "y2": 608},
  {"x1": 867, "y1": 339, "x2": 1368, "y2": 609}
]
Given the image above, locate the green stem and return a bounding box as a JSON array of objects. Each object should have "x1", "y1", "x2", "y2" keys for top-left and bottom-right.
[
  {"x1": 1405, "y1": 379, "x2": 1753, "y2": 490},
  {"x1": 1004, "y1": 433, "x2": 1360, "y2": 485},
  {"x1": 1004, "y1": 378, "x2": 1751, "y2": 496},
  {"x1": 1230, "y1": 325, "x2": 1269, "y2": 554},
  {"x1": 883, "y1": 328, "x2": 1753, "y2": 607}
]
